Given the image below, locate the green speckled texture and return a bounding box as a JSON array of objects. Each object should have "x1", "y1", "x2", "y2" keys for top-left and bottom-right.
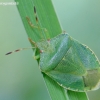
[{"x1": 37, "y1": 33, "x2": 100, "y2": 92}]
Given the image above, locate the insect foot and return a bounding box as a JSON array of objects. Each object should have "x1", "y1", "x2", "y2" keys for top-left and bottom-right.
[{"x1": 33, "y1": 55, "x2": 40, "y2": 60}]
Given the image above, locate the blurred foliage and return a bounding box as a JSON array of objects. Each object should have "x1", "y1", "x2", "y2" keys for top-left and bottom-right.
[{"x1": 0, "y1": 0, "x2": 100, "y2": 100}]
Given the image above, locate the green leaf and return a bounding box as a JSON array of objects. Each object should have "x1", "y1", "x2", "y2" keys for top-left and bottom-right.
[
  {"x1": 15, "y1": 0, "x2": 89, "y2": 100},
  {"x1": 67, "y1": 90, "x2": 88, "y2": 100},
  {"x1": 43, "y1": 74, "x2": 69, "y2": 100}
]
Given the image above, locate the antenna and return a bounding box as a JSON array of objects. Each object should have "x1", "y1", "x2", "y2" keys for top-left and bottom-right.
[
  {"x1": 5, "y1": 6, "x2": 49, "y2": 55},
  {"x1": 5, "y1": 47, "x2": 35, "y2": 55},
  {"x1": 26, "y1": 6, "x2": 48, "y2": 40}
]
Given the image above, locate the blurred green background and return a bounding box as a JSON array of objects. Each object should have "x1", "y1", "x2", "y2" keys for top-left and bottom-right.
[{"x1": 0, "y1": 0, "x2": 100, "y2": 100}]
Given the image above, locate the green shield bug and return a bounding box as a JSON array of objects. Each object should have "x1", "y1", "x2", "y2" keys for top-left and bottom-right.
[
  {"x1": 6, "y1": 6, "x2": 100, "y2": 92},
  {"x1": 37, "y1": 33, "x2": 100, "y2": 92}
]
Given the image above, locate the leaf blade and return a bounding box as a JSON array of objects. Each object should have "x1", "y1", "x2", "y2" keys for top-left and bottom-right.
[
  {"x1": 15, "y1": 0, "x2": 89, "y2": 100},
  {"x1": 68, "y1": 90, "x2": 88, "y2": 100}
]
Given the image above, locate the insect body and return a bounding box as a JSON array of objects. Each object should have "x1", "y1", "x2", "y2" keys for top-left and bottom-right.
[
  {"x1": 6, "y1": 7, "x2": 100, "y2": 92},
  {"x1": 36, "y1": 33, "x2": 100, "y2": 92}
]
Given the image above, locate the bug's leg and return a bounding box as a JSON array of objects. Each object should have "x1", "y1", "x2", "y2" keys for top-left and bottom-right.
[
  {"x1": 31, "y1": 47, "x2": 40, "y2": 60},
  {"x1": 26, "y1": 16, "x2": 38, "y2": 29},
  {"x1": 33, "y1": 6, "x2": 50, "y2": 39},
  {"x1": 28, "y1": 38, "x2": 37, "y2": 47},
  {"x1": 26, "y1": 16, "x2": 48, "y2": 33},
  {"x1": 34, "y1": 54, "x2": 40, "y2": 60},
  {"x1": 26, "y1": 6, "x2": 50, "y2": 40},
  {"x1": 28, "y1": 38, "x2": 40, "y2": 60},
  {"x1": 62, "y1": 30, "x2": 67, "y2": 34},
  {"x1": 26, "y1": 16, "x2": 48, "y2": 34},
  {"x1": 26, "y1": 6, "x2": 43, "y2": 30}
]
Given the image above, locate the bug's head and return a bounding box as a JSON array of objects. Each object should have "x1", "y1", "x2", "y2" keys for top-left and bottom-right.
[{"x1": 37, "y1": 40, "x2": 55, "y2": 53}]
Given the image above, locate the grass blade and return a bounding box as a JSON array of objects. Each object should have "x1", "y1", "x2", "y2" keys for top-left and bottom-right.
[
  {"x1": 15, "y1": 0, "x2": 89, "y2": 100},
  {"x1": 68, "y1": 90, "x2": 88, "y2": 100},
  {"x1": 43, "y1": 74, "x2": 68, "y2": 100}
]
